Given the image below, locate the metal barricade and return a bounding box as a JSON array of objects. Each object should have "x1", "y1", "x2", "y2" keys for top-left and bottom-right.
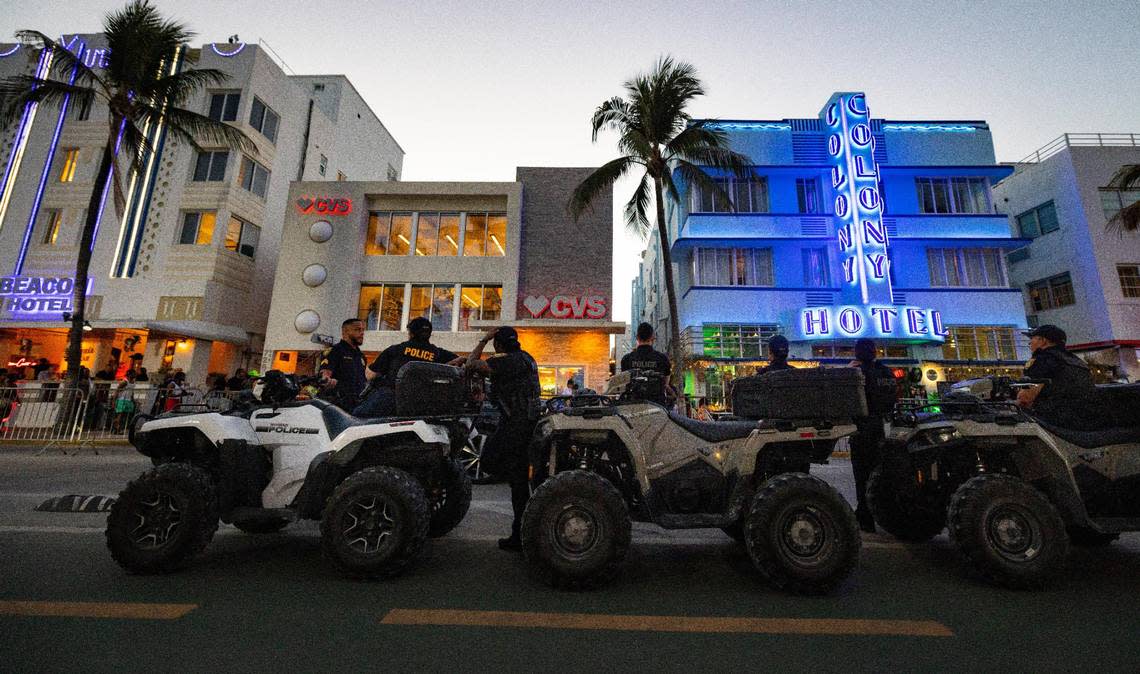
[{"x1": 0, "y1": 385, "x2": 87, "y2": 445}]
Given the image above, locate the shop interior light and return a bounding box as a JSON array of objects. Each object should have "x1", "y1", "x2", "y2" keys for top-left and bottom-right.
[
  {"x1": 444, "y1": 234, "x2": 458, "y2": 250},
  {"x1": 461, "y1": 294, "x2": 479, "y2": 307},
  {"x1": 397, "y1": 234, "x2": 410, "y2": 246},
  {"x1": 82, "y1": 321, "x2": 92, "y2": 332},
  {"x1": 490, "y1": 234, "x2": 505, "y2": 255}
]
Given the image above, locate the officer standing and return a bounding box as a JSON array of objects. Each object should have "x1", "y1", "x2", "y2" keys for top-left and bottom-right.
[
  {"x1": 620, "y1": 322, "x2": 673, "y2": 405},
  {"x1": 1017, "y1": 324, "x2": 1099, "y2": 429},
  {"x1": 465, "y1": 326, "x2": 540, "y2": 551},
  {"x1": 354, "y1": 317, "x2": 460, "y2": 418},
  {"x1": 848, "y1": 337, "x2": 899, "y2": 532},
  {"x1": 318, "y1": 319, "x2": 368, "y2": 411},
  {"x1": 757, "y1": 335, "x2": 794, "y2": 375}
]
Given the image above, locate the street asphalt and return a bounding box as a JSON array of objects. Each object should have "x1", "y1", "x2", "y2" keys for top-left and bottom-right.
[{"x1": 1, "y1": 445, "x2": 1138, "y2": 672}]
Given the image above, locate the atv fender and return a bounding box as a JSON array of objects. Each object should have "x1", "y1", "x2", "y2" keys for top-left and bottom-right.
[
  {"x1": 134, "y1": 413, "x2": 258, "y2": 461},
  {"x1": 326, "y1": 420, "x2": 451, "y2": 467}
]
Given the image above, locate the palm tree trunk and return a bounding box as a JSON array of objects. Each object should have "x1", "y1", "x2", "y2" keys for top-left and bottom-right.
[
  {"x1": 64, "y1": 134, "x2": 115, "y2": 389},
  {"x1": 652, "y1": 175, "x2": 684, "y2": 393}
]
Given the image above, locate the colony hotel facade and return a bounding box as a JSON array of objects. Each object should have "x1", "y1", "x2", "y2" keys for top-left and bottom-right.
[
  {"x1": 0, "y1": 35, "x2": 401, "y2": 384},
  {"x1": 263, "y1": 168, "x2": 624, "y2": 395},
  {"x1": 632, "y1": 92, "x2": 1030, "y2": 405}
]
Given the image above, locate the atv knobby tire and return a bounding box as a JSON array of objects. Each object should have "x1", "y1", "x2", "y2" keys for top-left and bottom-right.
[
  {"x1": 948, "y1": 474, "x2": 1069, "y2": 589},
  {"x1": 867, "y1": 465, "x2": 945, "y2": 542},
  {"x1": 320, "y1": 466, "x2": 430, "y2": 579},
  {"x1": 521, "y1": 470, "x2": 631, "y2": 591},
  {"x1": 106, "y1": 462, "x2": 219, "y2": 574},
  {"x1": 744, "y1": 472, "x2": 860, "y2": 595},
  {"x1": 427, "y1": 458, "x2": 473, "y2": 538}
]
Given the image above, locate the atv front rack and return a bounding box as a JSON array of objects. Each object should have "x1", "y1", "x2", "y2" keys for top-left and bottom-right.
[{"x1": 892, "y1": 398, "x2": 1032, "y2": 427}]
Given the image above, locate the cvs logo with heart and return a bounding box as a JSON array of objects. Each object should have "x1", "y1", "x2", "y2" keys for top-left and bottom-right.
[
  {"x1": 523, "y1": 294, "x2": 607, "y2": 319},
  {"x1": 296, "y1": 196, "x2": 352, "y2": 216}
]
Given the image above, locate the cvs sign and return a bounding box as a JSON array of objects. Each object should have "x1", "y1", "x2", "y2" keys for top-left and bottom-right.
[
  {"x1": 295, "y1": 196, "x2": 352, "y2": 216},
  {"x1": 523, "y1": 294, "x2": 607, "y2": 319}
]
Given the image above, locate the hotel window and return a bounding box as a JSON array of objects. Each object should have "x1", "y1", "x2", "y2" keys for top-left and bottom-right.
[
  {"x1": 1100, "y1": 188, "x2": 1140, "y2": 221},
  {"x1": 58, "y1": 148, "x2": 79, "y2": 182},
  {"x1": 224, "y1": 216, "x2": 259, "y2": 258},
  {"x1": 796, "y1": 178, "x2": 822, "y2": 214},
  {"x1": 366, "y1": 212, "x2": 413, "y2": 255},
  {"x1": 802, "y1": 248, "x2": 830, "y2": 287},
  {"x1": 915, "y1": 177, "x2": 990, "y2": 214},
  {"x1": 207, "y1": 91, "x2": 240, "y2": 122},
  {"x1": 318, "y1": 154, "x2": 327, "y2": 177},
  {"x1": 458, "y1": 285, "x2": 503, "y2": 330},
  {"x1": 410, "y1": 284, "x2": 455, "y2": 332},
  {"x1": 941, "y1": 326, "x2": 1018, "y2": 361},
  {"x1": 39, "y1": 209, "x2": 63, "y2": 245},
  {"x1": 1016, "y1": 201, "x2": 1060, "y2": 238},
  {"x1": 193, "y1": 150, "x2": 228, "y2": 182},
  {"x1": 178, "y1": 211, "x2": 216, "y2": 245},
  {"x1": 701, "y1": 324, "x2": 778, "y2": 360},
  {"x1": 811, "y1": 344, "x2": 909, "y2": 359},
  {"x1": 693, "y1": 177, "x2": 769, "y2": 213},
  {"x1": 1028, "y1": 272, "x2": 1074, "y2": 311},
  {"x1": 248, "y1": 97, "x2": 279, "y2": 143},
  {"x1": 926, "y1": 248, "x2": 1008, "y2": 287},
  {"x1": 692, "y1": 247, "x2": 774, "y2": 287},
  {"x1": 358, "y1": 284, "x2": 406, "y2": 331},
  {"x1": 463, "y1": 212, "x2": 507, "y2": 257},
  {"x1": 238, "y1": 156, "x2": 269, "y2": 198},
  {"x1": 1117, "y1": 265, "x2": 1140, "y2": 298}
]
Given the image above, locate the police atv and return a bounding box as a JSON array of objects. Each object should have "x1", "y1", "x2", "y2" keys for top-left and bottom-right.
[
  {"x1": 520, "y1": 367, "x2": 867, "y2": 594},
  {"x1": 106, "y1": 364, "x2": 475, "y2": 579},
  {"x1": 870, "y1": 376, "x2": 1140, "y2": 589}
]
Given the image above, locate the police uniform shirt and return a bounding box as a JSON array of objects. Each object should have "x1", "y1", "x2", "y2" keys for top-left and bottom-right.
[
  {"x1": 320, "y1": 340, "x2": 367, "y2": 402},
  {"x1": 620, "y1": 345, "x2": 671, "y2": 377},
  {"x1": 1025, "y1": 345, "x2": 1097, "y2": 427},
  {"x1": 758, "y1": 360, "x2": 794, "y2": 376},
  {"x1": 487, "y1": 350, "x2": 541, "y2": 419},
  {"x1": 369, "y1": 339, "x2": 458, "y2": 388},
  {"x1": 856, "y1": 360, "x2": 898, "y2": 417}
]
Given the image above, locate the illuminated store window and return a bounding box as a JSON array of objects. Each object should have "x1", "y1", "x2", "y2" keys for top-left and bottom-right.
[
  {"x1": 1117, "y1": 264, "x2": 1140, "y2": 298},
  {"x1": 486, "y1": 213, "x2": 507, "y2": 256},
  {"x1": 207, "y1": 91, "x2": 240, "y2": 122},
  {"x1": 410, "y1": 284, "x2": 455, "y2": 332},
  {"x1": 941, "y1": 326, "x2": 1018, "y2": 361},
  {"x1": 358, "y1": 284, "x2": 406, "y2": 331},
  {"x1": 39, "y1": 210, "x2": 63, "y2": 245},
  {"x1": 458, "y1": 285, "x2": 503, "y2": 330},
  {"x1": 538, "y1": 366, "x2": 585, "y2": 398},
  {"x1": 1016, "y1": 201, "x2": 1060, "y2": 238},
  {"x1": 796, "y1": 178, "x2": 822, "y2": 214},
  {"x1": 915, "y1": 177, "x2": 990, "y2": 214},
  {"x1": 700, "y1": 324, "x2": 778, "y2": 359},
  {"x1": 238, "y1": 156, "x2": 269, "y2": 198},
  {"x1": 58, "y1": 148, "x2": 79, "y2": 182},
  {"x1": 367, "y1": 212, "x2": 413, "y2": 255},
  {"x1": 464, "y1": 213, "x2": 509, "y2": 256},
  {"x1": 224, "y1": 216, "x2": 259, "y2": 258},
  {"x1": 1028, "y1": 272, "x2": 1074, "y2": 311},
  {"x1": 692, "y1": 247, "x2": 774, "y2": 286},
  {"x1": 811, "y1": 344, "x2": 909, "y2": 359},
  {"x1": 692, "y1": 177, "x2": 769, "y2": 213},
  {"x1": 926, "y1": 248, "x2": 1007, "y2": 287},
  {"x1": 178, "y1": 211, "x2": 216, "y2": 245},
  {"x1": 802, "y1": 248, "x2": 830, "y2": 287},
  {"x1": 248, "y1": 96, "x2": 279, "y2": 143},
  {"x1": 193, "y1": 150, "x2": 228, "y2": 182}
]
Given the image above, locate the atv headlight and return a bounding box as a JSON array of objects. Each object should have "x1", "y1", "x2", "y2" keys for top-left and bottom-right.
[{"x1": 921, "y1": 427, "x2": 961, "y2": 445}]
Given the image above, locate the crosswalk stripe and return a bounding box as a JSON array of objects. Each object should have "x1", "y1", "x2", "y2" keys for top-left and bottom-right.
[{"x1": 0, "y1": 600, "x2": 197, "y2": 620}]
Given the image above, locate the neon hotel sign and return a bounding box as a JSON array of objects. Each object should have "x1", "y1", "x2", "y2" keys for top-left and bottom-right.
[
  {"x1": 799, "y1": 92, "x2": 946, "y2": 343},
  {"x1": 0, "y1": 276, "x2": 88, "y2": 315}
]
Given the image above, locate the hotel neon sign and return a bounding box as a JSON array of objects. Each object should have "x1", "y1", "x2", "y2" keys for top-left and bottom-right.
[
  {"x1": 0, "y1": 276, "x2": 91, "y2": 315},
  {"x1": 798, "y1": 92, "x2": 946, "y2": 343}
]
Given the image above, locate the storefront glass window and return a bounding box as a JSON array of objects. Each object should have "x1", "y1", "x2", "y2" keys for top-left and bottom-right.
[
  {"x1": 358, "y1": 284, "x2": 405, "y2": 331},
  {"x1": 940, "y1": 326, "x2": 1018, "y2": 361},
  {"x1": 415, "y1": 213, "x2": 438, "y2": 256},
  {"x1": 366, "y1": 212, "x2": 413, "y2": 255},
  {"x1": 538, "y1": 366, "x2": 585, "y2": 397},
  {"x1": 410, "y1": 284, "x2": 455, "y2": 331},
  {"x1": 487, "y1": 214, "x2": 507, "y2": 256},
  {"x1": 439, "y1": 213, "x2": 460, "y2": 256},
  {"x1": 458, "y1": 285, "x2": 503, "y2": 330},
  {"x1": 701, "y1": 324, "x2": 778, "y2": 359},
  {"x1": 464, "y1": 214, "x2": 487, "y2": 256}
]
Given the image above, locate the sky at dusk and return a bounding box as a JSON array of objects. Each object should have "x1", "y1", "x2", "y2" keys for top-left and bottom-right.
[{"x1": 4, "y1": 0, "x2": 1138, "y2": 321}]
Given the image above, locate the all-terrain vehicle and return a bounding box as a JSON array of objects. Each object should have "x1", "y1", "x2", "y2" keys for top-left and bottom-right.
[
  {"x1": 870, "y1": 376, "x2": 1140, "y2": 588},
  {"x1": 520, "y1": 367, "x2": 868, "y2": 594},
  {"x1": 106, "y1": 364, "x2": 476, "y2": 579}
]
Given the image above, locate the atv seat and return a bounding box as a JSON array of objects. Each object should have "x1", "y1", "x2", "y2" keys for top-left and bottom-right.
[
  {"x1": 302, "y1": 399, "x2": 400, "y2": 440},
  {"x1": 668, "y1": 411, "x2": 758, "y2": 443},
  {"x1": 1036, "y1": 419, "x2": 1140, "y2": 449}
]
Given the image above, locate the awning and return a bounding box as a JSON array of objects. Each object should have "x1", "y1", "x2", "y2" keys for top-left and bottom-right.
[{"x1": 0, "y1": 319, "x2": 251, "y2": 345}]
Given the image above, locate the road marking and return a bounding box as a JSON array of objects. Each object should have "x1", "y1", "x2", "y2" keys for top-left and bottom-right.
[
  {"x1": 381, "y1": 609, "x2": 954, "y2": 637},
  {"x1": 0, "y1": 600, "x2": 197, "y2": 620},
  {"x1": 0, "y1": 525, "x2": 105, "y2": 534}
]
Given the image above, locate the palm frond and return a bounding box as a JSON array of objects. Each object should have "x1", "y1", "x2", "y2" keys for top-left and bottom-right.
[
  {"x1": 148, "y1": 68, "x2": 232, "y2": 107},
  {"x1": 568, "y1": 155, "x2": 641, "y2": 220},
  {"x1": 1103, "y1": 164, "x2": 1140, "y2": 235},
  {"x1": 624, "y1": 175, "x2": 654, "y2": 239},
  {"x1": 15, "y1": 31, "x2": 109, "y2": 95},
  {"x1": 102, "y1": 0, "x2": 190, "y2": 92},
  {"x1": 673, "y1": 159, "x2": 734, "y2": 212},
  {"x1": 117, "y1": 118, "x2": 158, "y2": 177},
  {"x1": 675, "y1": 145, "x2": 755, "y2": 180},
  {"x1": 591, "y1": 97, "x2": 636, "y2": 142},
  {"x1": 138, "y1": 104, "x2": 258, "y2": 155},
  {"x1": 0, "y1": 76, "x2": 100, "y2": 127}
]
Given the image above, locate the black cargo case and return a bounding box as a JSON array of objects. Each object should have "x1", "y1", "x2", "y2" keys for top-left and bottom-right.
[
  {"x1": 731, "y1": 367, "x2": 868, "y2": 422},
  {"x1": 395, "y1": 362, "x2": 465, "y2": 416}
]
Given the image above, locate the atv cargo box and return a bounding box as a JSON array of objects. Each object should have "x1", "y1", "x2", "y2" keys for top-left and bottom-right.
[
  {"x1": 395, "y1": 362, "x2": 464, "y2": 416},
  {"x1": 731, "y1": 367, "x2": 867, "y2": 422}
]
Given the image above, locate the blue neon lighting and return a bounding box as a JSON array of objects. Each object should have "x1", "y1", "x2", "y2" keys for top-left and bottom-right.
[
  {"x1": 90, "y1": 119, "x2": 127, "y2": 251},
  {"x1": 0, "y1": 48, "x2": 52, "y2": 248},
  {"x1": 882, "y1": 124, "x2": 978, "y2": 132},
  {"x1": 210, "y1": 42, "x2": 246, "y2": 57},
  {"x1": 708, "y1": 122, "x2": 791, "y2": 131},
  {"x1": 0, "y1": 44, "x2": 20, "y2": 58}
]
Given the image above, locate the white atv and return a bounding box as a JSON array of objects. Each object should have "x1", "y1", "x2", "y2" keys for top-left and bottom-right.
[{"x1": 106, "y1": 365, "x2": 474, "y2": 579}]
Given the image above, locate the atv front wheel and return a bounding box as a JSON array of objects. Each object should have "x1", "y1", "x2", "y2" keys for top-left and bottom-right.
[
  {"x1": 427, "y1": 458, "x2": 472, "y2": 537},
  {"x1": 106, "y1": 463, "x2": 219, "y2": 574},
  {"x1": 867, "y1": 465, "x2": 945, "y2": 542},
  {"x1": 948, "y1": 474, "x2": 1069, "y2": 589},
  {"x1": 744, "y1": 472, "x2": 860, "y2": 594},
  {"x1": 521, "y1": 470, "x2": 631, "y2": 590},
  {"x1": 320, "y1": 467, "x2": 430, "y2": 579}
]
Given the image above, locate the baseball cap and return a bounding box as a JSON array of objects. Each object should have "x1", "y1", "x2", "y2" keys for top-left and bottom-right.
[
  {"x1": 407, "y1": 317, "x2": 432, "y2": 334},
  {"x1": 1022, "y1": 324, "x2": 1066, "y2": 345},
  {"x1": 493, "y1": 326, "x2": 520, "y2": 347},
  {"x1": 769, "y1": 335, "x2": 789, "y2": 349}
]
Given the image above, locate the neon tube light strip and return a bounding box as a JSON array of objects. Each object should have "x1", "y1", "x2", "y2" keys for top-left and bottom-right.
[
  {"x1": 15, "y1": 46, "x2": 82, "y2": 274},
  {"x1": 0, "y1": 48, "x2": 52, "y2": 242},
  {"x1": 90, "y1": 118, "x2": 127, "y2": 250},
  {"x1": 0, "y1": 44, "x2": 20, "y2": 58},
  {"x1": 210, "y1": 43, "x2": 246, "y2": 57}
]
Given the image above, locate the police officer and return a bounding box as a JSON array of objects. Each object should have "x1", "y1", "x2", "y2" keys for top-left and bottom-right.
[
  {"x1": 620, "y1": 322, "x2": 673, "y2": 405},
  {"x1": 848, "y1": 337, "x2": 899, "y2": 532},
  {"x1": 1017, "y1": 325, "x2": 1099, "y2": 430},
  {"x1": 319, "y1": 318, "x2": 367, "y2": 411},
  {"x1": 758, "y1": 335, "x2": 794, "y2": 375},
  {"x1": 465, "y1": 326, "x2": 540, "y2": 551},
  {"x1": 354, "y1": 317, "x2": 460, "y2": 418}
]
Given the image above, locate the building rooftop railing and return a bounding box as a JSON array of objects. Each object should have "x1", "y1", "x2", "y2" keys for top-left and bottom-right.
[{"x1": 1017, "y1": 133, "x2": 1140, "y2": 164}]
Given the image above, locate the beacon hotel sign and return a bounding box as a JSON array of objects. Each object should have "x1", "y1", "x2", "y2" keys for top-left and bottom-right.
[
  {"x1": 0, "y1": 276, "x2": 88, "y2": 317},
  {"x1": 798, "y1": 92, "x2": 946, "y2": 343}
]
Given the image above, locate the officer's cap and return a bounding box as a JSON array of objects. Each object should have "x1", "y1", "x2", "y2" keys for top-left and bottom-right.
[
  {"x1": 769, "y1": 335, "x2": 789, "y2": 349},
  {"x1": 407, "y1": 317, "x2": 432, "y2": 334},
  {"x1": 1022, "y1": 324, "x2": 1066, "y2": 345}
]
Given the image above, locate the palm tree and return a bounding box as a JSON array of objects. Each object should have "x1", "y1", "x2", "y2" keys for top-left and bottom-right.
[
  {"x1": 1105, "y1": 164, "x2": 1140, "y2": 234},
  {"x1": 0, "y1": 0, "x2": 255, "y2": 388},
  {"x1": 568, "y1": 56, "x2": 753, "y2": 388}
]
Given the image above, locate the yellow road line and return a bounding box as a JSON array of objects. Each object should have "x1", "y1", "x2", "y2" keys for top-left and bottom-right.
[
  {"x1": 381, "y1": 609, "x2": 953, "y2": 637},
  {"x1": 0, "y1": 600, "x2": 197, "y2": 620}
]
